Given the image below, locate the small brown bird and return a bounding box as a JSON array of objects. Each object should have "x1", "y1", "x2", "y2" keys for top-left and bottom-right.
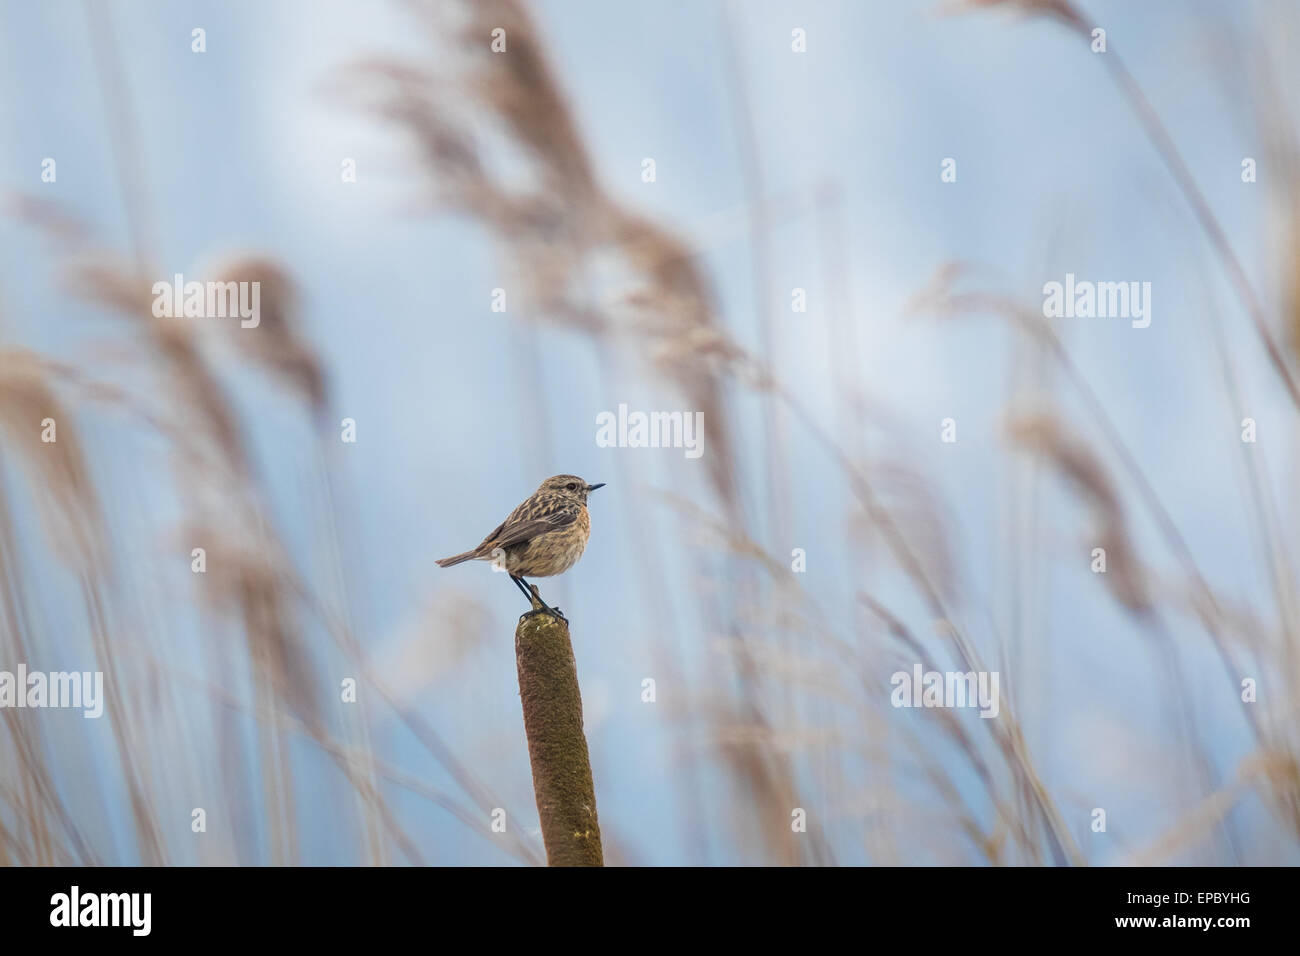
[{"x1": 436, "y1": 475, "x2": 605, "y2": 619}]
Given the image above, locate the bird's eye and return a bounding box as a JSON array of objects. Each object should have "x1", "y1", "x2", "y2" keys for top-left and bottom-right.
[{"x1": 566, "y1": 482, "x2": 577, "y2": 491}]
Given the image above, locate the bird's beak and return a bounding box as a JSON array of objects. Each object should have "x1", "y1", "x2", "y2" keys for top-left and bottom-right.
[{"x1": 586, "y1": 482, "x2": 606, "y2": 492}]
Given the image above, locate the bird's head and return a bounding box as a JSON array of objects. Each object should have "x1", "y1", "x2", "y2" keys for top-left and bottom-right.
[{"x1": 540, "y1": 474, "x2": 605, "y2": 503}]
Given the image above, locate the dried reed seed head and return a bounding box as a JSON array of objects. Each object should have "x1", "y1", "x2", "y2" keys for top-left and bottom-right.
[
  {"x1": 457, "y1": 0, "x2": 598, "y2": 203},
  {"x1": 351, "y1": 0, "x2": 744, "y2": 514},
  {"x1": 1251, "y1": 748, "x2": 1300, "y2": 837},
  {"x1": 0, "y1": 349, "x2": 102, "y2": 565},
  {"x1": 1005, "y1": 414, "x2": 1120, "y2": 513},
  {"x1": 1097, "y1": 522, "x2": 1151, "y2": 613},
  {"x1": 67, "y1": 254, "x2": 156, "y2": 318},
  {"x1": 1006, "y1": 413, "x2": 1150, "y2": 613},
  {"x1": 184, "y1": 521, "x2": 283, "y2": 607},
  {"x1": 3, "y1": 193, "x2": 92, "y2": 250},
  {"x1": 207, "y1": 253, "x2": 328, "y2": 410},
  {"x1": 208, "y1": 255, "x2": 298, "y2": 338},
  {"x1": 147, "y1": 321, "x2": 250, "y2": 470}
]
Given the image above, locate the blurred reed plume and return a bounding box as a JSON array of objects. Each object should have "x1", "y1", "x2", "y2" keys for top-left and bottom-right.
[
  {"x1": 333, "y1": 0, "x2": 745, "y2": 517},
  {"x1": 1006, "y1": 413, "x2": 1150, "y2": 615},
  {"x1": 0, "y1": 0, "x2": 1298, "y2": 868},
  {"x1": 0, "y1": 350, "x2": 102, "y2": 564}
]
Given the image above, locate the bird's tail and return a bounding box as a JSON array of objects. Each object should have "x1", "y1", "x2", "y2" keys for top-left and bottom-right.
[{"x1": 435, "y1": 549, "x2": 481, "y2": 568}]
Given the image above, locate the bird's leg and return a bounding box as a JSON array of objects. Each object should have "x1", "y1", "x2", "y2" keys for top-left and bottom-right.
[
  {"x1": 510, "y1": 574, "x2": 555, "y2": 617},
  {"x1": 516, "y1": 575, "x2": 566, "y2": 621},
  {"x1": 509, "y1": 574, "x2": 538, "y2": 606}
]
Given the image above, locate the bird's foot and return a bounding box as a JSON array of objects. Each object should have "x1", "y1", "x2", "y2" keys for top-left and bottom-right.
[{"x1": 521, "y1": 605, "x2": 566, "y2": 622}]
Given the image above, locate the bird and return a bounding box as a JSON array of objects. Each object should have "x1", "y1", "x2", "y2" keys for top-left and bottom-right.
[{"x1": 436, "y1": 475, "x2": 605, "y2": 620}]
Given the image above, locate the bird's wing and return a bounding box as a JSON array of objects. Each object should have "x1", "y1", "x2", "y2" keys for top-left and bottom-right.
[{"x1": 490, "y1": 505, "x2": 578, "y2": 551}]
